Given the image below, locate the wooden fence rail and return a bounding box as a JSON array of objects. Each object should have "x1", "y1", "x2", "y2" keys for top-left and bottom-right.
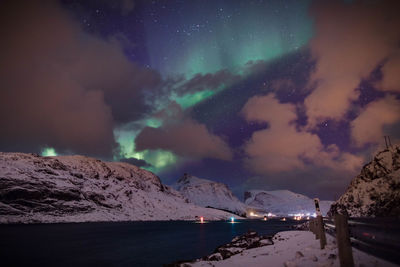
[{"x1": 309, "y1": 214, "x2": 353, "y2": 267}]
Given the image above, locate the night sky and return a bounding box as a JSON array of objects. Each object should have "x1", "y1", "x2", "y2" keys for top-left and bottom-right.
[{"x1": 1, "y1": 0, "x2": 400, "y2": 200}]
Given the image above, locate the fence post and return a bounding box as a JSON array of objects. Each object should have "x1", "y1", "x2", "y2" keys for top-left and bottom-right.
[
  {"x1": 317, "y1": 215, "x2": 327, "y2": 249},
  {"x1": 310, "y1": 219, "x2": 316, "y2": 237},
  {"x1": 334, "y1": 214, "x2": 354, "y2": 267},
  {"x1": 315, "y1": 219, "x2": 320, "y2": 240},
  {"x1": 313, "y1": 198, "x2": 325, "y2": 245}
]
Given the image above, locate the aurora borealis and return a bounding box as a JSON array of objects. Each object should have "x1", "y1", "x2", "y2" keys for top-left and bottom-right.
[
  {"x1": 140, "y1": 0, "x2": 313, "y2": 77},
  {"x1": 86, "y1": 0, "x2": 316, "y2": 175},
  {"x1": 1, "y1": 0, "x2": 400, "y2": 199}
]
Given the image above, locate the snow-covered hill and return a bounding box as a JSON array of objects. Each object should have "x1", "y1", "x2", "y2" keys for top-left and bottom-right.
[
  {"x1": 329, "y1": 145, "x2": 400, "y2": 217},
  {"x1": 244, "y1": 190, "x2": 332, "y2": 216},
  {"x1": 174, "y1": 174, "x2": 247, "y2": 217},
  {"x1": 0, "y1": 152, "x2": 241, "y2": 223}
]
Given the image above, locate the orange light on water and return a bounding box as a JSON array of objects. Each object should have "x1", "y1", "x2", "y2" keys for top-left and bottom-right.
[{"x1": 200, "y1": 216, "x2": 204, "y2": 223}]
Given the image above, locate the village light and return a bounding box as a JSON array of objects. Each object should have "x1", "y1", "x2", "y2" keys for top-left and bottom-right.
[
  {"x1": 200, "y1": 216, "x2": 204, "y2": 223},
  {"x1": 231, "y1": 217, "x2": 235, "y2": 223}
]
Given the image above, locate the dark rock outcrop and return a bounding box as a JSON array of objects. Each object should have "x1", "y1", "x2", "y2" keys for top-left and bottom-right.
[
  {"x1": 167, "y1": 231, "x2": 273, "y2": 266},
  {"x1": 329, "y1": 145, "x2": 400, "y2": 217}
]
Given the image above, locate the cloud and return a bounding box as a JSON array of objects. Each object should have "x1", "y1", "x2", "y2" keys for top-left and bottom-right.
[
  {"x1": 378, "y1": 52, "x2": 400, "y2": 93},
  {"x1": 241, "y1": 94, "x2": 363, "y2": 173},
  {"x1": 120, "y1": 157, "x2": 152, "y2": 168},
  {"x1": 236, "y1": 165, "x2": 356, "y2": 201},
  {"x1": 351, "y1": 95, "x2": 400, "y2": 147},
  {"x1": 0, "y1": 0, "x2": 159, "y2": 157},
  {"x1": 173, "y1": 69, "x2": 240, "y2": 96},
  {"x1": 305, "y1": 0, "x2": 400, "y2": 128},
  {"x1": 135, "y1": 103, "x2": 233, "y2": 160}
]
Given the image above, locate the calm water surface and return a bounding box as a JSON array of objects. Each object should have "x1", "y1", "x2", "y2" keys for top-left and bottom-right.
[{"x1": 0, "y1": 219, "x2": 301, "y2": 267}]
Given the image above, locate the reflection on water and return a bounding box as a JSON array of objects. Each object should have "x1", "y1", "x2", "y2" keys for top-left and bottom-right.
[{"x1": 0, "y1": 219, "x2": 301, "y2": 267}]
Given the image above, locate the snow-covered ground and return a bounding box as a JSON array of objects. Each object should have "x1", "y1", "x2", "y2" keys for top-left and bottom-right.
[
  {"x1": 174, "y1": 174, "x2": 247, "y2": 216},
  {"x1": 245, "y1": 190, "x2": 332, "y2": 216},
  {"x1": 187, "y1": 231, "x2": 397, "y2": 267}
]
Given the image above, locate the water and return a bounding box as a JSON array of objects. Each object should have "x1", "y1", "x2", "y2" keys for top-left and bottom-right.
[{"x1": 0, "y1": 219, "x2": 300, "y2": 267}]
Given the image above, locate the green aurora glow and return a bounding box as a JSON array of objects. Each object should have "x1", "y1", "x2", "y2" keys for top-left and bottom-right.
[
  {"x1": 41, "y1": 147, "x2": 57, "y2": 157},
  {"x1": 114, "y1": 124, "x2": 177, "y2": 172},
  {"x1": 145, "y1": 1, "x2": 313, "y2": 78}
]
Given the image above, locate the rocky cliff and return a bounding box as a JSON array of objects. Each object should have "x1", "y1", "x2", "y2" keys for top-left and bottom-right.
[{"x1": 329, "y1": 145, "x2": 400, "y2": 217}]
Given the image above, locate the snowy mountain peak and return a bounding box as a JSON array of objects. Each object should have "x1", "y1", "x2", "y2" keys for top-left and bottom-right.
[
  {"x1": 245, "y1": 189, "x2": 332, "y2": 216},
  {"x1": 329, "y1": 145, "x2": 400, "y2": 217},
  {"x1": 176, "y1": 173, "x2": 213, "y2": 188},
  {"x1": 174, "y1": 174, "x2": 247, "y2": 217}
]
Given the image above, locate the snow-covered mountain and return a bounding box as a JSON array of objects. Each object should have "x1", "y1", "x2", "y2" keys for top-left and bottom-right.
[
  {"x1": 0, "y1": 152, "x2": 241, "y2": 223},
  {"x1": 329, "y1": 145, "x2": 400, "y2": 217},
  {"x1": 174, "y1": 174, "x2": 247, "y2": 217},
  {"x1": 244, "y1": 190, "x2": 332, "y2": 216}
]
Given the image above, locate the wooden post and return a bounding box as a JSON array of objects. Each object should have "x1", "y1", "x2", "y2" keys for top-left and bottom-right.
[
  {"x1": 334, "y1": 214, "x2": 354, "y2": 267},
  {"x1": 313, "y1": 198, "x2": 324, "y2": 243},
  {"x1": 317, "y1": 215, "x2": 327, "y2": 249},
  {"x1": 311, "y1": 219, "x2": 316, "y2": 235},
  {"x1": 315, "y1": 219, "x2": 320, "y2": 240},
  {"x1": 310, "y1": 219, "x2": 316, "y2": 237}
]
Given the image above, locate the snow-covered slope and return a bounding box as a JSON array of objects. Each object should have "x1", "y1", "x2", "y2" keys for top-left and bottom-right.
[
  {"x1": 174, "y1": 174, "x2": 247, "y2": 216},
  {"x1": 329, "y1": 145, "x2": 400, "y2": 217},
  {"x1": 244, "y1": 190, "x2": 332, "y2": 216},
  {"x1": 0, "y1": 152, "x2": 241, "y2": 223},
  {"x1": 184, "y1": 231, "x2": 396, "y2": 267}
]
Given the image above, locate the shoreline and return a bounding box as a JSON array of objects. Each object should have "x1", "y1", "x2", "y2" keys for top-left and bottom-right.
[{"x1": 179, "y1": 230, "x2": 398, "y2": 267}]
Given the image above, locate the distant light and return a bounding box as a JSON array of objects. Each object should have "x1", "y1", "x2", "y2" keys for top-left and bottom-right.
[
  {"x1": 250, "y1": 212, "x2": 254, "y2": 216},
  {"x1": 231, "y1": 217, "x2": 234, "y2": 223},
  {"x1": 263, "y1": 216, "x2": 267, "y2": 221},
  {"x1": 293, "y1": 216, "x2": 303, "y2": 221},
  {"x1": 200, "y1": 216, "x2": 204, "y2": 223}
]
